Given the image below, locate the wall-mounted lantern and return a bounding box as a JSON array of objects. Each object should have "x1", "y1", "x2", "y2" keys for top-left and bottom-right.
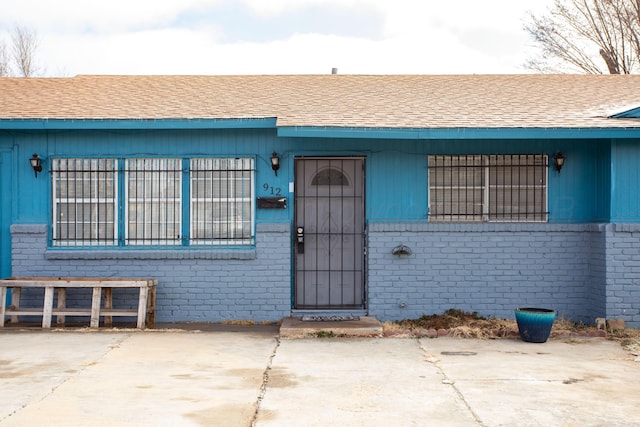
[
  {"x1": 392, "y1": 244, "x2": 412, "y2": 256},
  {"x1": 271, "y1": 152, "x2": 280, "y2": 176},
  {"x1": 29, "y1": 153, "x2": 42, "y2": 178},
  {"x1": 553, "y1": 152, "x2": 565, "y2": 173}
]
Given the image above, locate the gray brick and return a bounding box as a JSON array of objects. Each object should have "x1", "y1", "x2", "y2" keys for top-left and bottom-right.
[
  {"x1": 9, "y1": 221, "x2": 640, "y2": 327},
  {"x1": 9, "y1": 223, "x2": 291, "y2": 323}
]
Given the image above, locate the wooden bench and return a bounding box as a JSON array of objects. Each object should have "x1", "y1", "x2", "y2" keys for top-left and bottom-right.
[{"x1": 0, "y1": 277, "x2": 157, "y2": 329}]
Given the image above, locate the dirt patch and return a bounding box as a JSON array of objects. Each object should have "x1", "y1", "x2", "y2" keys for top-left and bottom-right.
[
  {"x1": 386, "y1": 309, "x2": 517, "y2": 339},
  {"x1": 383, "y1": 309, "x2": 640, "y2": 350}
]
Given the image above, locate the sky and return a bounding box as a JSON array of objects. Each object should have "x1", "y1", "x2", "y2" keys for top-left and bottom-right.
[{"x1": 0, "y1": 0, "x2": 555, "y2": 76}]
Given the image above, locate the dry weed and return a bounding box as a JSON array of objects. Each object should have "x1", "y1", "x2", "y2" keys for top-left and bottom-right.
[
  {"x1": 386, "y1": 309, "x2": 520, "y2": 339},
  {"x1": 385, "y1": 309, "x2": 640, "y2": 344},
  {"x1": 608, "y1": 327, "x2": 640, "y2": 352},
  {"x1": 221, "y1": 319, "x2": 257, "y2": 326}
]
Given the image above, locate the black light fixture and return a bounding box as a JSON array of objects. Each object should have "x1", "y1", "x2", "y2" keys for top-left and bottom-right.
[
  {"x1": 553, "y1": 152, "x2": 565, "y2": 173},
  {"x1": 270, "y1": 152, "x2": 280, "y2": 176},
  {"x1": 29, "y1": 153, "x2": 42, "y2": 178}
]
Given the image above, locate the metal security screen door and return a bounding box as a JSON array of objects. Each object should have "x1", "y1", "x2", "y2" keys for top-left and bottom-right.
[{"x1": 294, "y1": 158, "x2": 365, "y2": 309}]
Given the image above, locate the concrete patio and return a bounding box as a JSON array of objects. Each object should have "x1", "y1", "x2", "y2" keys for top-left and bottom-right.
[{"x1": 1, "y1": 326, "x2": 638, "y2": 426}]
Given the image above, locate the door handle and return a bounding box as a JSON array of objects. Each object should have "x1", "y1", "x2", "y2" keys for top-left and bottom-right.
[{"x1": 296, "y1": 227, "x2": 304, "y2": 254}]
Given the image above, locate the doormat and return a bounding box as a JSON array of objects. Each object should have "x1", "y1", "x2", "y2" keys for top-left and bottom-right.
[{"x1": 301, "y1": 315, "x2": 360, "y2": 322}]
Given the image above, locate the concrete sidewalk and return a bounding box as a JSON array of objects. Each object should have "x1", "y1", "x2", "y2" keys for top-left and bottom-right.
[{"x1": 1, "y1": 328, "x2": 639, "y2": 426}]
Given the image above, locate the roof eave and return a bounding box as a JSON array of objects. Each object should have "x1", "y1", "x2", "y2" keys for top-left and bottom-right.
[
  {"x1": 277, "y1": 126, "x2": 640, "y2": 139},
  {"x1": 0, "y1": 117, "x2": 278, "y2": 130},
  {"x1": 3, "y1": 119, "x2": 640, "y2": 139}
]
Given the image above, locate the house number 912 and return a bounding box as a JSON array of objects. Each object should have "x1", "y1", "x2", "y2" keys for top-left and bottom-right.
[{"x1": 263, "y1": 183, "x2": 282, "y2": 195}]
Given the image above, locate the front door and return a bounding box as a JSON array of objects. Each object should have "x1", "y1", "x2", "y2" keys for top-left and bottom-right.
[{"x1": 294, "y1": 158, "x2": 365, "y2": 309}]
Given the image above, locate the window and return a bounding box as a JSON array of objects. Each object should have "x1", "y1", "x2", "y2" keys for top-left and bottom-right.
[
  {"x1": 52, "y1": 157, "x2": 255, "y2": 247},
  {"x1": 311, "y1": 167, "x2": 349, "y2": 186},
  {"x1": 190, "y1": 158, "x2": 254, "y2": 245},
  {"x1": 428, "y1": 155, "x2": 548, "y2": 222},
  {"x1": 126, "y1": 158, "x2": 182, "y2": 246},
  {"x1": 52, "y1": 159, "x2": 118, "y2": 247}
]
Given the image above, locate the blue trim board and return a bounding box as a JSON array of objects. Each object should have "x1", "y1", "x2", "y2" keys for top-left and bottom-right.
[
  {"x1": 0, "y1": 118, "x2": 278, "y2": 130},
  {"x1": 3, "y1": 119, "x2": 640, "y2": 140},
  {"x1": 277, "y1": 126, "x2": 640, "y2": 140}
]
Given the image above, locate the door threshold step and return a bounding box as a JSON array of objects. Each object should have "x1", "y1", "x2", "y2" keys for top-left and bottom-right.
[
  {"x1": 301, "y1": 315, "x2": 360, "y2": 322},
  {"x1": 290, "y1": 309, "x2": 368, "y2": 318},
  {"x1": 279, "y1": 316, "x2": 382, "y2": 339}
]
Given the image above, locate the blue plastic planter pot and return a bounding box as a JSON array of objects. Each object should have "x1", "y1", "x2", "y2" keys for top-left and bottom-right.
[{"x1": 515, "y1": 308, "x2": 556, "y2": 343}]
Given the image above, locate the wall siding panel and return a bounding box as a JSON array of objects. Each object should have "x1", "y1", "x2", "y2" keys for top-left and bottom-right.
[
  {"x1": 0, "y1": 149, "x2": 12, "y2": 280},
  {"x1": 611, "y1": 140, "x2": 640, "y2": 222}
]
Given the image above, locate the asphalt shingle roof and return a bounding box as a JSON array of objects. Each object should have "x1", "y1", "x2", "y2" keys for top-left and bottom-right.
[{"x1": 1, "y1": 74, "x2": 640, "y2": 129}]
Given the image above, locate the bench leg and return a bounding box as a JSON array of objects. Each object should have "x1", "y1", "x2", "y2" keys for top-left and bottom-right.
[
  {"x1": 103, "y1": 288, "x2": 113, "y2": 326},
  {"x1": 56, "y1": 288, "x2": 67, "y2": 325},
  {"x1": 42, "y1": 287, "x2": 54, "y2": 328},
  {"x1": 0, "y1": 287, "x2": 6, "y2": 327},
  {"x1": 10, "y1": 287, "x2": 21, "y2": 324},
  {"x1": 147, "y1": 285, "x2": 156, "y2": 329},
  {"x1": 90, "y1": 287, "x2": 101, "y2": 328},
  {"x1": 137, "y1": 287, "x2": 149, "y2": 329}
]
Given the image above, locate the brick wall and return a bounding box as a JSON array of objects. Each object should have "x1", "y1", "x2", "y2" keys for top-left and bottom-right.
[
  {"x1": 10, "y1": 223, "x2": 291, "y2": 323},
  {"x1": 604, "y1": 224, "x2": 640, "y2": 326},
  {"x1": 10, "y1": 222, "x2": 640, "y2": 327},
  {"x1": 588, "y1": 225, "x2": 607, "y2": 320},
  {"x1": 367, "y1": 223, "x2": 599, "y2": 324}
]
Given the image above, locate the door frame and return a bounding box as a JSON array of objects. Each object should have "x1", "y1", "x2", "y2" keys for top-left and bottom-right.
[{"x1": 292, "y1": 156, "x2": 367, "y2": 310}]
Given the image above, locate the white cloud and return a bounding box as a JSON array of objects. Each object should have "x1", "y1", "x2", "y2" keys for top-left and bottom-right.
[
  {"x1": 2, "y1": 0, "x2": 556, "y2": 76},
  {"x1": 42, "y1": 28, "x2": 220, "y2": 75},
  {"x1": 1, "y1": 0, "x2": 217, "y2": 33},
  {"x1": 240, "y1": 0, "x2": 381, "y2": 17}
]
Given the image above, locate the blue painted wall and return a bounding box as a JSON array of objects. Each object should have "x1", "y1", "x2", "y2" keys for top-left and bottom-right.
[
  {"x1": 285, "y1": 137, "x2": 612, "y2": 223},
  {"x1": 3, "y1": 127, "x2": 640, "y2": 325},
  {"x1": 0, "y1": 129, "x2": 619, "y2": 226},
  {"x1": 611, "y1": 139, "x2": 640, "y2": 222},
  {"x1": 1, "y1": 129, "x2": 292, "y2": 225},
  {"x1": 549, "y1": 140, "x2": 611, "y2": 223},
  {"x1": 0, "y1": 148, "x2": 12, "y2": 281}
]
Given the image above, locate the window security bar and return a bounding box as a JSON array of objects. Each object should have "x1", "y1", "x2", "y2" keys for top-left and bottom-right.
[
  {"x1": 52, "y1": 158, "x2": 118, "y2": 247},
  {"x1": 190, "y1": 158, "x2": 255, "y2": 246},
  {"x1": 125, "y1": 159, "x2": 182, "y2": 246},
  {"x1": 51, "y1": 158, "x2": 255, "y2": 247},
  {"x1": 428, "y1": 154, "x2": 549, "y2": 223}
]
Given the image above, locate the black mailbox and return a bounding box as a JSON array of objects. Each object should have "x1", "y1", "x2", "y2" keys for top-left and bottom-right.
[{"x1": 257, "y1": 197, "x2": 287, "y2": 209}]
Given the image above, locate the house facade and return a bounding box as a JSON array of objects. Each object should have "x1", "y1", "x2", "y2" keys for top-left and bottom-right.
[{"x1": 1, "y1": 74, "x2": 640, "y2": 326}]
